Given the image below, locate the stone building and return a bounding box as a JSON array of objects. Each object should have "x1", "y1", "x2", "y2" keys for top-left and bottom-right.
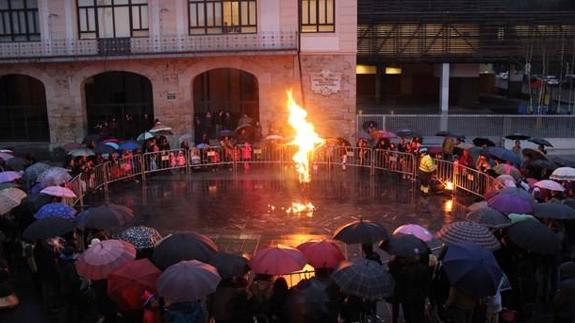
[{"x1": 0, "y1": 0, "x2": 357, "y2": 145}]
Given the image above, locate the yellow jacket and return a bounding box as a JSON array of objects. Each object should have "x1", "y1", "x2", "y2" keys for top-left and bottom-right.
[{"x1": 419, "y1": 154, "x2": 437, "y2": 173}]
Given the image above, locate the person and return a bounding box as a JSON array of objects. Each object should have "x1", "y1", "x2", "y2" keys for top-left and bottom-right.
[
  {"x1": 476, "y1": 154, "x2": 491, "y2": 173},
  {"x1": 388, "y1": 256, "x2": 431, "y2": 323},
  {"x1": 57, "y1": 246, "x2": 82, "y2": 323},
  {"x1": 418, "y1": 147, "x2": 436, "y2": 195},
  {"x1": 512, "y1": 140, "x2": 522, "y2": 157},
  {"x1": 209, "y1": 277, "x2": 251, "y2": 323},
  {"x1": 249, "y1": 274, "x2": 274, "y2": 319},
  {"x1": 142, "y1": 290, "x2": 162, "y2": 323},
  {"x1": 553, "y1": 262, "x2": 575, "y2": 323},
  {"x1": 445, "y1": 286, "x2": 478, "y2": 323},
  {"x1": 442, "y1": 136, "x2": 456, "y2": 160},
  {"x1": 458, "y1": 149, "x2": 474, "y2": 168},
  {"x1": 266, "y1": 277, "x2": 289, "y2": 323},
  {"x1": 164, "y1": 299, "x2": 208, "y2": 323}
]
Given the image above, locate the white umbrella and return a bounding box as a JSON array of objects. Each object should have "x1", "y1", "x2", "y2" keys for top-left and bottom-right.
[
  {"x1": 550, "y1": 167, "x2": 575, "y2": 181},
  {"x1": 534, "y1": 180, "x2": 565, "y2": 192},
  {"x1": 137, "y1": 132, "x2": 154, "y2": 142}
]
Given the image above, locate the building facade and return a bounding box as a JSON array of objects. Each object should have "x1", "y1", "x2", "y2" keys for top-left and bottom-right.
[{"x1": 0, "y1": 0, "x2": 357, "y2": 145}]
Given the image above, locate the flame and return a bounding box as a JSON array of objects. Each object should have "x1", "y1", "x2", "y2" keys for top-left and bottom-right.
[
  {"x1": 445, "y1": 181, "x2": 454, "y2": 191},
  {"x1": 286, "y1": 89, "x2": 325, "y2": 183},
  {"x1": 286, "y1": 202, "x2": 316, "y2": 217}
]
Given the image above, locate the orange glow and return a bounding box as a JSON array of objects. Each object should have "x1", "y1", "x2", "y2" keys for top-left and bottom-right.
[
  {"x1": 286, "y1": 202, "x2": 316, "y2": 217},
  {"x1": 445, "y1": 181, "x2": 454, "y2": 191},
  {"x1": 286, "y1": 90, "x2": 325, "y2": 183},
  {"x1": 444, "y1": 199, "x2": 453, "y2": 213}
]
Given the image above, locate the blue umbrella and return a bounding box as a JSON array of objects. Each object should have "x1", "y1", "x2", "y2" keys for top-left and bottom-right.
[
  {"x1": 105, "y1": 142, "x2": 120, "y2": 150},
  {"x1": 443, "y1": 242, "x2": 503, "y2": 298},
  {"x1": 119, "y1": 140, "x2": 140, "y2": 151},
  {"x1": 34, "y1": 203, "x2": 77, "y2": 220},
  {"x1": 485, "y1": 147, "x2": 521, "y2": 166}
]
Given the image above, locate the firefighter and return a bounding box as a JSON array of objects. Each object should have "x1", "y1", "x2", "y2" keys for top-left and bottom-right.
[{"x1": 418, "y1": 147, "x2": 436, "y2": 194}]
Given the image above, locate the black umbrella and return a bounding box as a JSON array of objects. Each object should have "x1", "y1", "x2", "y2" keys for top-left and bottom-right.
[
  {"x1": 23, "y1": 217, "x2": 76, "y2": 240},
  {"x1": 548, "y1": 156, "x2": 575, "y2": 168},
  {"x1": 506, "y1": 219, "x2": 561, "y2": 255},
  {"x1": 77, "y1": 204, "x2": 135, "y2": 230},
  {"x1": 528, "y1": 138, "x2": 553, "y2": 147},
  {"x1": 286, "y1": 279, "x2": 330, "y2": 318},
  {"x1": 152, "y1": 232, "x2": 218, "y2": 270},
  {"x1": 529, "y1": 159, "x2": 558, "y2": 171},
  {"x1": 6, "y1": 157, "x2": 29, "y2": 171},
  {"x1": 333, "y1": 219, "x2": 389, "y2": 244},
  {"x1": 396, "y1": 129, "x2": 419, "y2": 138},
  {"x1": 208, "y1": 252, "x2": 249, "y2": 279},
  {"x1": 564, "y1": 198, "x2": 575, "y2": 210},
  {"x1": 473, "y1": 137, "x2": 495, "y2": 147},
  {"x1": 466, "y1": 207, "x2": 511, "y2": 229},
  {"x1": 533, "y1": 203, "x2": 575, "y2": 220},
  {"x1": 379, "y1": 234, "x2": 429, "y2": 257},
  {"x1": 522, "y1": 148, "x2": 547, "y2": 161},
  {"x1": 505, "y1": 133, "x2": 530, "y2": 141}
]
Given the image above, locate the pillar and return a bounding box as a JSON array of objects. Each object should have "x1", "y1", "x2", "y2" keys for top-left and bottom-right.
[
  {"x1": 440, "y1": 63, "x2": 450, "y2": 113},
  {"x1": 375, "y1": 65, "x2": 382, "y2": 103}
]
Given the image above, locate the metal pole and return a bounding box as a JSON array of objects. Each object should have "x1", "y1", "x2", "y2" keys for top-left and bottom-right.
[
  {"x1": 141, "y1": 154, "x2": 146, "y2": 183},
  {"x1": 103, "y1": 162, "x2": 109, "y2": 194}
]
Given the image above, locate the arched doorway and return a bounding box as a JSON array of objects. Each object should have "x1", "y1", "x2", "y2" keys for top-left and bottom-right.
[
  {"x1": 0, "y1": 74, "x2": 49, "y2": 142},
  {"x1": 193, "y1": 68, "x2": 259, "y2": 128},
  {"x1": 85, "y1": 71, "x2": 154, "y2": 139}
]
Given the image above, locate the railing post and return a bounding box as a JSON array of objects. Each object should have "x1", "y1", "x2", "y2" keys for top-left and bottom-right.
[
  {"x1": 185, "y1": 149, "x2": 190, "y2": 176},
  {"x1": 78, "y1": 179, "x2": 84, "y2": 210},
  {"x1": 370, "y1": 149, "x2": 375, "y2": 176},
  {"x1": 452, "y1": 160, "x2": 458, "y2": 194},
  {"x1": 141, "y1": 154, "x2": 146, "y2": 183},
  {"x1": 103, "y1": 162, "x2": 109, "y2": 194}
]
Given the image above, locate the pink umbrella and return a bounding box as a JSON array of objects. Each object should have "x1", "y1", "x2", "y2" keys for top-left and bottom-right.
[
  {"x1": 393, "y1": 224, "x2": 434, "y2": 242},
  {"x1": 76, "y1": 239, "x2": 136, "y2": 280},
  {"x1": 534, "y1": 180, "x2": 565, "y2": 192},
  {"x1": 0, "y1": 152, "x2": 14, "y2": 161},
  {"x1": 250, "y1": 245, "x2": 307, "y2": 275},
  {"x1": 40, "y1": 186, "x2": 77, "y2": 198},
  {"x1": 297, "y1": 240, "x2": 345, "y2": 269},
  {"x1": 0, "y1": 171, "x2": 22, "y2": 183}
]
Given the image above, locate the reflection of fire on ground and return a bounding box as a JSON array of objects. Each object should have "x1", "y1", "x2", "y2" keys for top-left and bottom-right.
[{"x1": 267, "y1": 202, "x2": 317, "y2": 218}]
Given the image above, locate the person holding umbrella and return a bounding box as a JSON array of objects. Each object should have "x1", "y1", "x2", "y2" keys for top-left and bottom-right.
[
  {"x1": 418, "y1": 147, "x2": 436, "y2": 195},
  {"x1": 388, "y1": 254, "x2": 432, "y2": 323}
]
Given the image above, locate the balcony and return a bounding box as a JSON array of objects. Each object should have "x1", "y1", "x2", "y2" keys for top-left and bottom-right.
[{"x1": 0, "y1": 31, "x2": 299, "y2": 62}]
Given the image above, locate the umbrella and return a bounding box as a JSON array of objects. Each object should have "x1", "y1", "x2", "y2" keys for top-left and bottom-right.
[
  {"x1": 456, "y1": 143, "x2": 474, "y2": 150},
  {"x1": 533, "y1": 203, "x2": 575, "y2": 220},
  {"x1": 75, "y1": 239, "x2": 136, "y2": 281},
  {"x1": 0, "y1": 152, "x2": 14, "y2": 161},
  {"x1": 550, "y1": 167, "x2": 575, "y2": 181},
  {"x1": 40, "y1": 186, "x2": 77, "y2": 198},
  {"x1": 485, "y1": 147, "x2": 521, "y2": 166},
  {"x1": 119, "y1": 141, "x2": 140, "y2": 151},
  {"x1": 331, "y1": 259, "x2": 395, "y2": 300},
  {"x1": 157, "y1": 260, "x2": 221, "y2": 302},
  {"x1": 0, "y1": 188, "x2": 26, "y2": 205},
  {"x1": 250, "y1": 245, "x2": 307, "y2": 275},
  {"x1": 379, "y1": 235, "x2": 430, "y2": 257},
  {"x1": 23, "y1": 217, "x2": 76, "y2": 240},
  {"x1": 83, "y1": 134, "x2": 101, "y2": 144},
  {"x1": 196, "y1": 143, "x2": 209, "y2": 149},
  {"x1": 105, "y1": 142, "x2": 120, "y2": 151},
  {"x1": 373, "y1": 130, "x2": 397, "y2": 139},
  {"x1": 152, "y1": 232, "x2": 218, "y2": 270},
  {"x1": 208, "y1": 253, "x2": 249, "y2": 279},
  {"x1": 493, "y1": 164, "x2": 521, "y2": 180},
  {"x1": 396, "y1": 129, "x2": 419, "y2": 138},
  {"x1": 534, "y1": 180, "x2": 565, "y2": 192},
  {"x1": 333, "y1": 219, "x2": 389, "y2": 244},
  {"x1": 37, "y1": 167, "x2": 72, "y2": 186},
  {"x1": 473, "y1": 137, "x2": 495, "y2": 147},
  {"x1": 286, "y1": 279, "x2": 331, "y2": 318},
  {"x1": 506, "y1": 219, "x2": 561, "y2": 255},
  {"x1": 118, "y1": 226, "x2": 162, "y2": 250},
  {"x1": 67, "y1": 148, "x2": 95, "y2": 157},
  {"x1": 466, "y1": 207, "x2": 511, "y2": 229},
  {"x1": 443, "y1": 243, "x2": 503, "y2": 298},
  {"x1": 468, "y1": 201, "x2": 488, "y2": 212},
  {"x1": 150, "y1": 124, "x2": 174, "y2": 136},
  {"x1": 19, "y1": 193, "x2": 52, "y2": 214},
  {"x1": 505, "y1": 133, "x2": 530, "y2": 140},
  {"x1": 22, "y1": 163, "x2": 51, "y2": 185},
  {"x1": 487, "y1": 187, "x2": 535, "y2": 214},
  {"x1": 392, "y1": 224, "x2": 434, "y2": 242},
  {"x1": 34, "y1": 203, "x2": 77, "y2": 220},
  {"x1": 0, "y1": 193, "x2": 21, "y2": 215},
  {"x1": 0, "y1": 183, "x2": 18, "y2": 190},
  {"x1": 218, "y1": 130, "x2": 235, "y2": 138},
  {"x1": 107, "y1": 259, "x2": 161, "y2": 310},
  {"x1": 508, "y1": 213, "x2": 536, "y2": 224},
  {"x1": 102, "y1": 138, "x2": 120, "y2": 144},
  {"x1": 0, "y1": 171, "x2": 22, "y2": 183},
  {"x1": 6, "y1": 157, "x2": 29, "y2": 171},
  {"x1": 137, "y1": 132, "x2": 154, "y2": 142},
  {"x1": 564, "y1": 198, "x2": 575, "y2": 210},
  {"x1": 77, "y1": 204, "x2": 135, "y2": 230},
  {"x1": 549, "y1": 156, "x2": 575, "y2": 168},
  {"x1": 528, "y1": 138, "x2": 553, "y2": 147},
  {"x1": 522, "y1": 148, "x2": 547, "y2": 161},
  {"x1": 436, "y1": 221, "x2": 500, "y2": 251},
  {"x1": 494, "y1": 175, "x2": 517, "y2": 188},
  {"x1": 95, "y1": 142, "x2": 117, "y2": 154},
  {"x1": 178, "y1": 133, "x2": 194, "y2": 144},
  {"x1": 296, "y1": 240, "x2": 345, "y2": 269},
  {"x1": 530, "y1": 159, "x2": 558, "y2": 171}
]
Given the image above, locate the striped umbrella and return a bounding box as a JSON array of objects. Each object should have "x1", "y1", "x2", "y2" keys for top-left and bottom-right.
[
  {"x1": 332, "y1": 259, "x2": 395, "y2": 300},
  {"x1": 437, "y1": 221, "x2": 500, "y2": 251},
  {"x1": 76, "y1": 239, "x2": 136, "y2": 281}
]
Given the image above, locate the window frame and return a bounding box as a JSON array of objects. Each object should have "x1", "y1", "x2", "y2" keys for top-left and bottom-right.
[
  {"x1": 0, "y1": 0, "x2": 40, "y2": 42},
  {"x1": 187, "y1": 0, "x2": 257, "y2": 35},
  {"x1": 300, "y1": 0, "x2": 335, "y2": 33},
  {"x1": 76, "y1": 0, "x2": 149, "y2": 39}
]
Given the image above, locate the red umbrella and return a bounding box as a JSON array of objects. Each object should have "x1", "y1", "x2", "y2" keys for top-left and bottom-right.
[
  {"x1": 249, "y1": 245, "x2": 307, "y2": 275},
  {"x1": 76, "y1": 239, "x2": 136, "y2": 280},
  {"x1": 296, "y1": 240, "x2": 345, "y2": 269},
  {"x1": 107, "y1": 259, "x2": 161, "y2": 311}
]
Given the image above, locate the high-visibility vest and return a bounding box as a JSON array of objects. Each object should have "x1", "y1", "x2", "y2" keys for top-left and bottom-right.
[{"x1": 419, "y1": 154, "x2": 437, "y2": 173}]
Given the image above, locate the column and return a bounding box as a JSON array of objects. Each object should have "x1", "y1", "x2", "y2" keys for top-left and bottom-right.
[
  {"x1": 440, "y1": 63, "x2": 450, "y2": 113},
  {"x1": 375, "y1": 65, "x2": 382, "y2": 103}
]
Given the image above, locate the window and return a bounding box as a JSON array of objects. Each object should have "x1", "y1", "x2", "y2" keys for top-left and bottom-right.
[
  {"x1": 301, "y1": 0, "x2": 335, "y2": 33},
  {"x1": 77, "y1": 0, "x2": 148, "y2": 39},
  {"x1": 188, "y1": 0, "x2": 256, "y2": 35},
  {"x1": 0, "y1": 0, "x2": 40, "y2": 42}
]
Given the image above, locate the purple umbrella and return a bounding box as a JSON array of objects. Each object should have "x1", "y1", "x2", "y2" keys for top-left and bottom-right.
[{"x1": 487, "y1": 187, "x2": 535, "y2": 214}]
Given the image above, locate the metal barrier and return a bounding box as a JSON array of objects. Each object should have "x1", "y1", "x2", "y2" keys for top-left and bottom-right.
[{"x1": 68, "y1": 144, "x2": 497, "y2": 207}]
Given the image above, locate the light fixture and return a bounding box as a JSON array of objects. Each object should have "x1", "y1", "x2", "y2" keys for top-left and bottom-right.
[
  {"x1": 356, "y1": 65, "x2": 377, "y2": 75},
  {"x1": 385, "y1": 67, "x2": 402, "y2": 75}
]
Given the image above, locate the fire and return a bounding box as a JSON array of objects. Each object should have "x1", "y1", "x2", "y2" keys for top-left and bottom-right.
[
  {"x1": 286, "y1": 89, "x2": 325, "y2": 183},
  {"x1": 445, "y1": 181, "x2": 454, "y2": 191},
  {"x1": 286, "y1": 202, "x2": 316, "y2": 217}
]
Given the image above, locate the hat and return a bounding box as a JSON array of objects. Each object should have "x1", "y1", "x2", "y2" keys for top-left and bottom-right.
[{"x1": 419, "y1": 147, "x2": 428, "y2": 154}]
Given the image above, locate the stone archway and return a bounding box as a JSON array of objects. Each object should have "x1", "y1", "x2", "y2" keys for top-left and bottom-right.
[{"x1": 0, "y1": 74, "x2": 50, "y2": 142}]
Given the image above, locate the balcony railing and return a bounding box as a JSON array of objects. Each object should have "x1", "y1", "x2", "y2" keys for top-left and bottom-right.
[{"x1": 0, "y1": 31, "x2": 298, "y2": 61}]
